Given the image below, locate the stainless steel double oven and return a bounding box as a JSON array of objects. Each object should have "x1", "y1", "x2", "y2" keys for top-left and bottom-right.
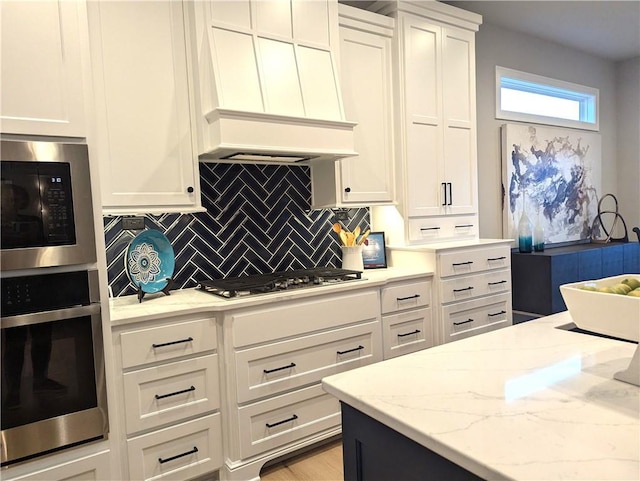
[{"x1": 1, "y1": 139, "x2": 108, "y2": 466}]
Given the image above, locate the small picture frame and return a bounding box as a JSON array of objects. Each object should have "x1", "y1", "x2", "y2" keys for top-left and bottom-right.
[{"x1": 362, "y1": 231, "x2": 387, "y2": 269}]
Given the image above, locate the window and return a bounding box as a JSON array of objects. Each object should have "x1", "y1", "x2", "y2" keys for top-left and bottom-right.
[{"x1": 496, "y1": 66, "x2": 599, "y2": 131}]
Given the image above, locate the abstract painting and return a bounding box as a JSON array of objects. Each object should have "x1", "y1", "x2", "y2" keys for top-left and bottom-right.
[{"x1": 502, "y1": 123, "x2": 601, "y2": 245}]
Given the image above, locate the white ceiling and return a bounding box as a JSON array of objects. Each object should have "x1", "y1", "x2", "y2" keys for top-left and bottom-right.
[
  {"x1": 340, "y1": 1, "x2": 640, "y2": 62},
  {"x1": 441, "y1": 1, "x2": 640, "y2": 62}
]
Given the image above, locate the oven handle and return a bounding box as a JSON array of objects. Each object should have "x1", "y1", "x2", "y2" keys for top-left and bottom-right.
[{"x1": 1, "y1": 303, "x2": 101, "y2": 329}]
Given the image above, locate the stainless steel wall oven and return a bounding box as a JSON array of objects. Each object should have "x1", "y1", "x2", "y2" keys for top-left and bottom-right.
[{"x1": 1, "y1": 139, "x2": 108, "y2": 467}]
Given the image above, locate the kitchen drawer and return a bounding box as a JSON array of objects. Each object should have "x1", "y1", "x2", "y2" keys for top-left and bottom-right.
[
  {"x1": 127, "y1": 413, "x2": 223, "y2": 481},
  {"x1": 123, "y1": 354, "x2": 220, "y2": 434},
  {"x1": 235, "y1": 321, "x2": 381, "y2": 403},
  {"x1": 380, "y1": 279, "x2": 431, "y2": 314},
  {"x1": 441, "y1": 293, "x2": 512, "y2": 342},
  {"x1": 120, "y1": 317, "x2": 216, "y2": 369},
  {"x1": 438, "y1": 245, "x2": 510, "y2": 278},
  {"x1": 382, "y1": 307, "x2": 433, "y2": 359},
  {"x1": 232, "y1": 289, "x2": 379, "y2": 348},
  {"x1": 439, "y1": 269, "x2": 511, "y2": 304},
  {"x1": 408, "y1": 216, "x2": 477, "y2": 243},
  {"x1": 237, "y1": 384, "x2": 340, "y2": 459}
]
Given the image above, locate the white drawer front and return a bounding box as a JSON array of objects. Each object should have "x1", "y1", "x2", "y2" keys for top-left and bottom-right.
[
  {"x1": 382, "y1": 308, "x2": 433, "y2": 359},
  {"x1": 120, "y1": 317, "x2": 216, "y2": 369},
  {"x1": 237, "y1": 384, "x2": 340, "y2": 459},
  {"x1": 236, "y1": 321, "x2": 381, "y2": 403},
  {"x1": 380, "y1": 279, "x2": 431, "y2": 314},
  {"x1": 440, "y1": 269, "x2": 511, "y2": 304},
  {"x1": 408, "y1": 216, "x2": 478, "y2": 243},
  {"x1": 123, "y1": 354, "x2": 220, "y2": 434},
  {"x1": 438, "y1": 245, "x2": 510, "y2": 278},
  {"x1": 127, "y1": 413, "x2": 223, "y2": 481},
  {"x1": 441, "y1": 293, "x2": 512, "y2": 342},
  {"x1": 232, "y1": 289, "x2": 379, "y2": 348}
]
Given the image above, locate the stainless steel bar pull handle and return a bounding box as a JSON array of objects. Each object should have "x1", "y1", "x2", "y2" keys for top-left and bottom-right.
[
  {"x1": 158, "y1": 446, "x2": 198, "y2": 464},
  {"x1": 266, "y1": 414, "x2": 298, "y2": 428},
  {"x1": 263, "y1": 363, "x2": 296, "y2": 374},
  {"x1": 337, "y1": 345, "x2": 365, "y2": 355},
  {"x1": 155, "y1": 386, "x2": 195, "y2": 400},
  {"x1": 152, "y1": 337, "x2": 193, "y2": 348}
]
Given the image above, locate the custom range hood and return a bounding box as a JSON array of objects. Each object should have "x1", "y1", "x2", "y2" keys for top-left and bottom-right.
[{"x1": 192, "y1": 0, "x2": 356, "y2": 165}]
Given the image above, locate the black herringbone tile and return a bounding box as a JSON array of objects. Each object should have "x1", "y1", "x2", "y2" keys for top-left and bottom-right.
[{"x1": 104, "y1": 163, "x2": 370, "y2": 296}]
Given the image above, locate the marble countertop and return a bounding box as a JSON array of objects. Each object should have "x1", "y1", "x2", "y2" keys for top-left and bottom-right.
[
  {"x1": 322, "y1": 312, "x2": 640, "y2": 480},
  {"x1": 109, "y1": 267, "x2": 432, "y2": 325}
]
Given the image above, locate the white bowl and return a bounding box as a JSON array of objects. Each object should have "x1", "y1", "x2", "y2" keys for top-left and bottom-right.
[{"x1": 560, "y1": 274, "x2": 640, "y2": 342}]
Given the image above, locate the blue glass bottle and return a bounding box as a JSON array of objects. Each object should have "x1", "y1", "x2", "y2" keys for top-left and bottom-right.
[{"x1": 518, "y1": 210, "x2": 533, "y2": 253}]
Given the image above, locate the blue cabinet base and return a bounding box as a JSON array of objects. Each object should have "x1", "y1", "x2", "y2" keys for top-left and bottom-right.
[
  {"x1": 511, "y1": 242, "x2": 640, "y2": 316},
  {"x1": 341, "y1": 403, "x2": 483, "y2": 481}
]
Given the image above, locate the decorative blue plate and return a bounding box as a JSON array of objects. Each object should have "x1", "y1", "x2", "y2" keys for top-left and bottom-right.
[{"x1": 125, "y1": 230, "x2": 175, "y2": 294}]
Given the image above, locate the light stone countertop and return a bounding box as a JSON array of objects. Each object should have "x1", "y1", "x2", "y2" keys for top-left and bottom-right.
[
  {"x1": 322, "y1": 311, "x2": 640, "y2": 481},
  {"x1": 109, "y1": 267, "x2": 432, "y2": 325}
]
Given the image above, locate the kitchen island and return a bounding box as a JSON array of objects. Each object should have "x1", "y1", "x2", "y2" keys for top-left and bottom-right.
[{"x1": 322, "y1": 311, "x2": 640, "y2": 480}]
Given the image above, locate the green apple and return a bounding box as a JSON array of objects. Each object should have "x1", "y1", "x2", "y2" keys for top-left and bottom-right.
[{"x1": 622, "y1": 278, "x2": 640, "y2": 290}]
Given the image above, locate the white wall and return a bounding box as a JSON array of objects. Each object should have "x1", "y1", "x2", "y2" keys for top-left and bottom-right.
[
  {"x1": 473, "y1": 23, "x2": 619, "y2": 239},
  {"x1": 616, "y1": 57, "x2": 640, "y2": 231}
]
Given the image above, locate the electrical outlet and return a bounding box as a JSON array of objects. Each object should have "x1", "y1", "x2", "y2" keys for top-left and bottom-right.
[
  {"x1": 121, "y1": 216, "x2": 145, "y2": 231},
  {"x1": 335, "y1": 211, "x2": 349, "y2": 221}
]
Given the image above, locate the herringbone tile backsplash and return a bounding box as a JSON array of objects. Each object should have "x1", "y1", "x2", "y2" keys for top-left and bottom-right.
[{"x1": 104, "y1": 163, "x2": 370, "y2": 297}]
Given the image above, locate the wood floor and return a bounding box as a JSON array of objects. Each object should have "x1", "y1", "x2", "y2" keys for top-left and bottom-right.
[{"x1": 260, "y1": 439, "x2": 344, "y2": 481}]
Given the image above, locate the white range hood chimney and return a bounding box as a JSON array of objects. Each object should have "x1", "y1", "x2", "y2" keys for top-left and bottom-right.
[{"x1": 191, "y1": 0, "x2": 356, "y2": 165}]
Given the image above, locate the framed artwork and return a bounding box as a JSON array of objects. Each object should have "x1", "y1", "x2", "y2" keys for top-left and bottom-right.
[
  {"x1": 501, "y1": 123, "x2": 602, "y2": 245},
  {"x1": 362, "y1": 232, "x2": 387, "y2": 269}
]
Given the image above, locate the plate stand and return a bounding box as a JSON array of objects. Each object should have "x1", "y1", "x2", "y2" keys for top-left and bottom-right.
[
  {"x1": 136, "y1": 278, "x2": 175, "y2": 303},
  {"x1": 614, "y1": 344, "x2": 640, "y2": 387}
]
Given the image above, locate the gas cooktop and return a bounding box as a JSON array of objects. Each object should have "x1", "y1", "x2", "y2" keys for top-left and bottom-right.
[{"x1": 198, "y1": 267, "x2": 363, "y2": 299}]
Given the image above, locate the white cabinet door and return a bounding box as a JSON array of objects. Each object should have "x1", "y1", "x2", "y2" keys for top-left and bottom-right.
[
  {"x1": 402, "y1": 16, "x2": 478, "y2": 218},
  {"x1": 403, "y1": 17, "x2": 442, "y2": 218},
  {"x1": 88, "y1": 1, "x2": 201, "y2": 215},
  {"x1": 338, "y1": 20, "x2": 394, "y2": 204},
  {"x1": 311, "y1": 6, "x2": 394, "y2": 208},
  {"x1": 442, "y1": 26, "x2": 477, "y2": 215},
  {"x1": 0, "y1": 0, "x2": 86, "y2": 137},
  {"x1": 5, "y1": 450, "x2": 111, "y2": 481}
]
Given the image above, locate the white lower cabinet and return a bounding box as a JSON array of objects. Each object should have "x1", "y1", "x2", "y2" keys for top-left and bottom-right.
[
  {"x1": 388, "y1": 240, "x2": 513, "y2": 345},
  {"x1": 380, "y1": 277, "x2": 434, "y2": 359},
  {"x1": 127, "y1": 414, "x2": 223, "y2": 481},
  {"x1": 4, "y1": 451, "x2": 111, "y2": 481},
  {"x1": 112, "y1": 314, "x2": 222, "y2": 480},
  {"x1": 222, "y1": 288, "x2": 382, "y2": 480}
]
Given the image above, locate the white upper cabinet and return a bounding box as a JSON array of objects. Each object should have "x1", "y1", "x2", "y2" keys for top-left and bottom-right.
[
  {"x1": 0, "y1": 0, "x2": 87, "y2": 137},
  {"x1": 371, "y1": 1, "x2": 481, "y2": 245},
  {"x1": 311, "y1": 5, "x2": 395, "y2": 208},
  {"x1": 87, "y1": 1, "x2": 202, "y2": 215}
]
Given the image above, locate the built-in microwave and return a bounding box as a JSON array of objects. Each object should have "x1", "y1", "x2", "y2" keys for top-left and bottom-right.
[{"x1": 1, "y1": 139, "x2": 96, "y2": 271}]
